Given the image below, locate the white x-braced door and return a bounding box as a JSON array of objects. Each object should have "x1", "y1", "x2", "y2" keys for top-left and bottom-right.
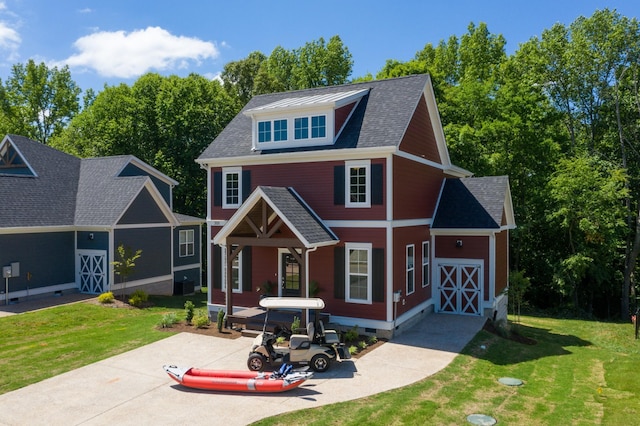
[
  {"x1": 438, "y1": 262, "x2": 482, "y2": 316},
  {"x1": 77, "y1": 250, "x2": 107, "y2": 294}
]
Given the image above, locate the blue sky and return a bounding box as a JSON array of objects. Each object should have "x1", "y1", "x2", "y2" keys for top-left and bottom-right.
[{"x1": 0, "y1": 1, "x2": 637, "y2": 94}]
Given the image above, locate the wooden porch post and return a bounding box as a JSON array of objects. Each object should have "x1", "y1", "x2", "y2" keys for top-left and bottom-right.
[
  {"x1": 224, "y1": 244, "x2": 244, "y2": 328},
  {"x1": 287, "y1": 247, "x2": 308, "y2": 325}
]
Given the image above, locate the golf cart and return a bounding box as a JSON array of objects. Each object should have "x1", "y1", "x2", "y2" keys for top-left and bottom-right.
[{"x1": 247, "y1": 297, "x2": 350, "y2": 373}]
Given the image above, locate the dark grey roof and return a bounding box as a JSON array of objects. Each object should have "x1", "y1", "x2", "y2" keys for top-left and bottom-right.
[
  {"x1": 175, "y1": 213, "x2": 205, "y2": 225},
  {"x1": 198, "y1": 74, "x2": 430, "y2": 160},
  {"x1": 0, "y1": 135, "x2": 185, "y2": 229},
  {"x1": 432, "y1": 176, "x2": 509, "y2": 229},
  {"x1": 260, "y1": 186, "x2": 338, "y2": 247},
  {"x1": 0, "y1": 135, "x2": 80, "y2": 227}
]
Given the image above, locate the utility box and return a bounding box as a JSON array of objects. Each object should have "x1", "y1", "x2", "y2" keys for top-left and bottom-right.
[{"x1": 10, "y1": 262, "x2": 19, "y2": 277}]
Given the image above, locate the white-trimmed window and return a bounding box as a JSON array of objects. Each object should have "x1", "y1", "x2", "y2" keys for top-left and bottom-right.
[
  {"x1": 345, "y1": 242, "x2": 372, "y2": 304},
  {"x1": 406, "y1": 244, "x2": 415, "y2": 295},
  {"x1": 221, "y1": 245, "x2": 242, "y2": 293},
  {"x1": 422, "y1": 241, "x2": 430, "y2": 287},
  {"x1": 345, "y1": 160, "x2": 370, "y2": 208},
  {"x1": 222, "y1": 167, "x2": 241, "y2": 208},
  {"x1": 179, "y1": 229, "x2": 194, "y2": 257}
]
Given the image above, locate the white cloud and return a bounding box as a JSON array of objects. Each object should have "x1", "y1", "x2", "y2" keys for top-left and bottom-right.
[
  {"x1": 61, "y1": 26, "x2": 219, "y2": 78},
  {"x1": 0, "y1": 21, "x2": 20, "y2": 60}
]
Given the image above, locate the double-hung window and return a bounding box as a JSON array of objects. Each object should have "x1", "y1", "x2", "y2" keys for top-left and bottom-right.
[
  {"x1": 258, "y1": 121, "x2": 271, "y2": 143},
  {"x1": 345, "y1": 160, "x2": 371, "y2": 208},
  {"x1": 294, "y1": 117, "x2": 309, "y2": 140},
  {"x1": 345, "y1": 242, "x2": 372, "y2": 304},
  {"x1": 222, "y1": 167, "x2": 241, "y2": 208},
  {"x1": 274, "y1": 119, "x2": 287, "y2": 141},
  {"x1": 422, "y1": 241, "x2": 430, "y2": 287},
  {"x1": 406, "y1": 244, "x2": 415, "y2": 295},
  {"x1": 179, "y1": 230, "x2": 194, "y2": 257}
]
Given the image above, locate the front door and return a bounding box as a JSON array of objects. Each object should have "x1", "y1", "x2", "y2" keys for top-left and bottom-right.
[
  {"x1": 280, "y1": 252, "x2": 301, "y2": 297},
  {"x1": 77, "y1": 250, "x2": 107, "y2": 294}
]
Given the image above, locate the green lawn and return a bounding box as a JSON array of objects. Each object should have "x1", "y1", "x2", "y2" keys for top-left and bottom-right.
[
  {"x1": 0, "y1": 292, "x2": 208, "y2": 394},
  {"x1": 253, "y1": 315, "x2": 640, "y2": 426},
  {"x1": 1, "y1": 297, "x2": 639, "y2": 425}
]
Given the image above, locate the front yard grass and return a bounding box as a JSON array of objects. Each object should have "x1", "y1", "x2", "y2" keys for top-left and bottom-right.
[
  {"x1": 0, "y1": 292, "x2": 208, "y2": 395},
  {"x1": 252, "y1": 315, "x2": 640, "y2": 426}
]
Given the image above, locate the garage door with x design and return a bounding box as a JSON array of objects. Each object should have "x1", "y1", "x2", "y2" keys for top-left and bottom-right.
[
  {"x1": 438, "y1": 262, "x2": 482, "y2": 315},
  {"x1": 77, "y1": 250, "x2": 107, "y2": 294}
]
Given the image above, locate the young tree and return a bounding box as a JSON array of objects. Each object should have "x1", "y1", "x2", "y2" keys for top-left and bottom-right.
[{"x1": 112, "y1": 244, "x2": 142, "y2": 298}]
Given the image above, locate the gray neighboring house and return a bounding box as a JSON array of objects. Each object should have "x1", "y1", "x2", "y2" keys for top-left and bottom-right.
[{"x1": 0, "y1": 134, "x2": 203, "y2": 303}]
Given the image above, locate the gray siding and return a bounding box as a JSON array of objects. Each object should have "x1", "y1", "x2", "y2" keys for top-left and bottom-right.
[
  {"x1": 77, "y1": 231, "x2": 108, "y2": 251},
  {"x1": 173, "y1": 267, "x2": 201, "y2": 287},
  {"x1": 0, "y1": 232, "x2": 74, "y2": 292},
  {"x1": 173, "y1": 225, "x2": 201, "y2": 267},
  {"x1": 119, "y1": 163, "x2": 171, "y2": 205},
  {"x1": 118, "y1": 188, "x2": 169, "y2": 224},
  {"x1": 114, "y1": 227, "x2": 171, "y2": 280}
]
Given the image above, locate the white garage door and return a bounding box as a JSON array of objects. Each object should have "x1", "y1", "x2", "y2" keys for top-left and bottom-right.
[{"x1": 437, "y1": 262, "x2": 482, "y2": 316}]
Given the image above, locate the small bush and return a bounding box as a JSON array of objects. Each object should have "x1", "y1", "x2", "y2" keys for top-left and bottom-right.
[
  {"x1": 344, "y1": 325, "x2": 359, "y2": 342},
  {"x1": 358, "y1": 340, "x2": 368, "y2": 350},
  {"x1": 276, "y1": 336, "x2": 286, "y2": 346},
  {"x1": 348, "y1": 345, "x2": 358, "y2": 355},
  {"x1": 368, "y1": 335, "x2": 378, "y2": 344},
  {"x1": 97, "y1": 292, "x2": 115, "y2": 304},
  {"x1": 159, "y1": 312, "x2": 178, "y2": 328},
  {"x1": 128, "y1": 290, "x2": 148, "y2": 307},
  {"x1": 184, "y1": 300, "x2": 195, "y2": 324},
  {"x1": 194, "y1": 309, "x2": 210, "y2": 329},
  {"x1": 291, "y1": 316, "x2": 300, "y2": 333},
  {"x1": 216, "y1": 309, "x2": 225, "y2": 332}
]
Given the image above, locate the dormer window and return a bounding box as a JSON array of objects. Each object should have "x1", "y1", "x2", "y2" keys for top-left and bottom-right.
[{"x1": 244, "y1": 88, "x2": 369, "y2": 151}]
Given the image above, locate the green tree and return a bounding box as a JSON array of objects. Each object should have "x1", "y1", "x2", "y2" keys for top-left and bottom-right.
[
  {"x1": 1, "y1": 59, "x2": 81, "y2": 144},
  {"x1": 112, "y1": 244, "x2": 142, "y2": 298}
]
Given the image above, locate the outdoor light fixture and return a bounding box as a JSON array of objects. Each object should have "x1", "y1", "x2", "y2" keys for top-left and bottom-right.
[{"x1": 456, "y1": 239, "x2": 463, "y2": 248}]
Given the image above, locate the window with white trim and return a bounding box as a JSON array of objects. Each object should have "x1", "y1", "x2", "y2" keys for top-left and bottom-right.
[
  {"x1": 345, "y1": 160, "x2": 370, "y2": 208},
  {"x1": 406, "y1": 244, "x2": 415, "y2": 295},
  {"x1": 422, "y1": 241, "x2": 430, "y2": 287},
  {"x1": 179, "y1": 229, "x2": 194, "y2": 257},
  {"x1": 345, "y1": 242, "x2": 372, "y2": 304},
  {"x1": 221, "y1": 245, "x2": 242, "y2": 293},
  {"x1": 222, "y1": 167, "x2": 241, "y2": 208}
]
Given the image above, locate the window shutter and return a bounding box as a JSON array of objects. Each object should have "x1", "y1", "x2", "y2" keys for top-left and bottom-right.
[
  {"x1": 213, "y1": 244, "x2": 222, "y2": 289},
  {"x1": 372, "y1": 164, "x2": 383, "y2": 205},
  {"x1": 213, "y1": 172, "x2": 222, "y2": 207},
  {"x1": 242, "y1": 170, "x2": 251, "y2": 202},
  {"x1": 334, "y1": 246, "x2": 345, "y2": 299},
  {"x1": 242, "y1": 246, "x2": 252, "y2": 291},
  {"x1": 372, "y1": 248, "x2": 385, "y2": 302},
  {"x1": 334, "y1": 165, "x2": 345, "y2": 205}
]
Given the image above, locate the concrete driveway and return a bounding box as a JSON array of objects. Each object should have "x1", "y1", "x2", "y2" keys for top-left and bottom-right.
[{"x1": 0, "y1": 313, "x2": 485, "y2": 426}]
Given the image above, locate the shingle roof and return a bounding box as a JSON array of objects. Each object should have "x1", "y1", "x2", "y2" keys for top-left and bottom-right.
[
  {"x1": 0, "y1": 135, "x2": 186, "y2": 230},
  {"x1": 198, "y1": 74, "x2": 431, "y2": 160},
  {"x1": 432, "y1": 176, "x2": 509, "y2": 229}
]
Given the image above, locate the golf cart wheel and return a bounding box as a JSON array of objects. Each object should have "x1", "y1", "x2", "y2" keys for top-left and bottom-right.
[
  {"x1": 247, "y1": 353, "x2": 267, "y2": 371},
  {"x1": 310, "y1": 354, "x2": 330, "y2": 372}
]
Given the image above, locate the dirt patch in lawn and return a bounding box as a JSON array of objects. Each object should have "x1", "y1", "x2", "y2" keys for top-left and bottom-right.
[{"x1": 483, "y1": 320, "x2": 537, "y2": 345}]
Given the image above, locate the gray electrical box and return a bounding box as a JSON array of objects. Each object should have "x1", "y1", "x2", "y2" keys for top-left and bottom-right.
[
  {"x1": 2, "y1": 266, "x2": 11, "y2": 278},
  {"x1": 10, "y1": 262, "x2": 19, "y2": 277}
]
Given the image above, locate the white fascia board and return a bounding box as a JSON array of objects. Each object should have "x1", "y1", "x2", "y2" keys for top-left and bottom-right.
[
  {"x1": 0, "y1": 225, "x2": 77, "y2": 235},
  {"x1": 2, "y1": 135, "x2": 38, "y2": 177},
  {"x1": 113, "y1": 178, "x2": 179, "y2": 227},
  {"x1": 196, "y1": 145, "x2": 397, "y2": 168},
  {"x1": 430, "y1": 228, "x2": 496, "y2": 236},
  {"x1": 118, "y1": 155, "x2": 179, "y2": 186}
]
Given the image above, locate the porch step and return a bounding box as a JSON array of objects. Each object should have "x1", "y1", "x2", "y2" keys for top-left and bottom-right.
[{"x1": 241, "y1": 329, "x2": 261, "y2": 338}]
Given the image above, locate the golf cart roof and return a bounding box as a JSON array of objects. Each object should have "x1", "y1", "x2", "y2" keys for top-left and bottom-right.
[{"x1": 259, "y1": 297, "x2": 325, "y2": 310}]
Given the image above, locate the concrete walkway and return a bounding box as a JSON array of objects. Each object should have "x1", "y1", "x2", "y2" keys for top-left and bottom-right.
[{"x1": 0, "y1": 304, "x2": 485, "y2": 426}]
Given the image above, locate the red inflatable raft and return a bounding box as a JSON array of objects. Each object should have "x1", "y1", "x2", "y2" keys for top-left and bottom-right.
[{"x1": 163, "y1": 365, "x2": 313, "y2": 393}]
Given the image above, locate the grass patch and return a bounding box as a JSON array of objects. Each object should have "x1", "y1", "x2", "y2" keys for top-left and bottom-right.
[
  {"x1": 252, "y1": 315, "x2": 640, "y2": 425},
  {"x1": 0, "y1": 291, "x2": 208, "y2": 395}
]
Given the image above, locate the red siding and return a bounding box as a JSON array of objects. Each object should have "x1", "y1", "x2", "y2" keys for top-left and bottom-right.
[
  {"x1": 435, "y1": 235, "x2": 491, "y2": 301},
  {"x1": 335, "y1": 102, "x2": 356, "y2": 135},
  {"x1": 393, "y1": 155, "x2": 444, "y2": 220},
  {"x1": 398, "y1": 95, "x2": 441, "y2": 163},
  {"x1": 393, "y1": 226, "x2": 432, "y2": 317}
]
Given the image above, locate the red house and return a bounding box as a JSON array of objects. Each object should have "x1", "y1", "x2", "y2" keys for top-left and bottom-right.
[{"x1": 197, "y1": 74, "x2": 515, "y2": 337}]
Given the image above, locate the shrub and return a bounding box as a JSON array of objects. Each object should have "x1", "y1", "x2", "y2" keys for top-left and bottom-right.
[
  {"x1": 368, "y1": 335, "x2": 378, "y2": 345},
  {"x1": 358, "y1": 340, "x2": 368, "y2": 350},
  {"x1": 216, "y1": 309, "x2": 225, "y2": 332},
  {"x1": 184, "y1": 300, "x2": 195, "y2": 324},
  {"x1": 194, "y1": 309, "x2": 211, "y2": 329},
  {"x1": 97, "y1": 292, "x2": 115, "y2": 304},
  {"x1": 348, "y1": 345, "x2": 358, "y2": 355},
  {"x1": 128, "y1": 290, "x2": 148, "y2": 307},
  {"x1": 276, "y1": 336, "x2": 286, "y2": 346},
  {"x1": 291, "y1": 316, "x2": 300, "y2": 333},
  {"x1": 159, "y1": 312, "x2": 178, "y2": 328},
  {"x1": 344, "y1": 325, "x2": 359, "y2": 342}
]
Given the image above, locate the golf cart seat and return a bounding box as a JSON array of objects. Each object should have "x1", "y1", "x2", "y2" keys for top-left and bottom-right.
[{"x1": 290, "y1": 322, "x2": 314, "y2": 350}]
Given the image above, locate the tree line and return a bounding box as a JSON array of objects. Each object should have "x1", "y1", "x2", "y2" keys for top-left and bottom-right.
[{"x1": 1, "y1": 10, "x2": 638, "y2": 319}]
